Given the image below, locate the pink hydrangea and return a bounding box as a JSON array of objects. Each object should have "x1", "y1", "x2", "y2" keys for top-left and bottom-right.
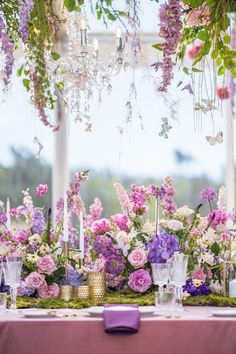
[
  {"x1": 38, "y1": 283, "x2": 59, "y2": 298},
  {"x1": 114, "y1": 182, "x2": 131, "y2": 214},
  {"x1": 37, "y1": 255, "x2": 57, "y2": 275},
  {"x1": 25, "y1": 272, "x2": 47, "y2": 289},
  {"x1": 128, "y1": 269, "x2": 152, "y2": 293},
  {"x1": 36, "y1": 184, "x2": 48, "y2": 196},
  {"x1": 91, "y1": 218, "x2": 111, "y2": 235},
  {"x1": 207, "y1": 210, "x2": 229, "y2": 229},
  {"x1": 187, "y1": 43, "x2": 202, "y2": 59},
  {"x1": 111, "y1": 214, "x2": 129, "y2": 232},
  {"x1": 192, "y1": 269, "x2": 206, "y2": 282},
  {"x1": 129, "y1": 184, "x2": 148, "y2": 215},
  {"x1": 128, "y1": 249, "x2": 147, "y2": 268},
  {"x1": 87, "y1": 198, "x2": 103, "y2": 227}
]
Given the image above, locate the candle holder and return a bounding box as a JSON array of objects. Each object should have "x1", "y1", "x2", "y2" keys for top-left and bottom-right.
[
  {"x1": 59, "y1": 285, "x2": 74, "y2": 302},
  {"x1": 74, "y1": 285, "x2": 90, "y2": 300},
  {"x1": 88, "y1": 271, "x2": 106, "y2": 305}
]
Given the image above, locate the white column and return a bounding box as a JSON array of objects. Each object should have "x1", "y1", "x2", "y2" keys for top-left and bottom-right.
[
  {"x1": 52, "y1": 95, "x2": 69, "y2": 218},
  {"x1": 226, "y1": 99, "x2": 235, "y2": 212}
]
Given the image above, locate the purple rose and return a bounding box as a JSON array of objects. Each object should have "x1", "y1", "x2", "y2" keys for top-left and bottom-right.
[
  {"x1": 38, "y1": 283, "x2": 59, "y2": 298},
  {"x1": 37, "y1": 255, "x2": 57, "y2": 275},
  {"x1": 25, "y1": 272, "x2": 46, "y2": 289},
  {"x1": 128, "y1": 269, "x2": 152, "y2": 293}
]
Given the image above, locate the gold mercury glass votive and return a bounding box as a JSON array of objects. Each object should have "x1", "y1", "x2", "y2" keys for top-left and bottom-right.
[
  {"x1": 59, "y1": 285, "x2": 74, "y2": 302},
  {"x1": 88, "y1": 271, "x2": 106, "y2": 305},
  {"x1": 74, "y1": 285, "x2": 90, "y2": 300}
]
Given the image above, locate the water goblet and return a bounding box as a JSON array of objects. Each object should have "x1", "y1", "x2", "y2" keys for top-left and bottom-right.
[
  {"x1": 151, "y1": 263, "x2": 172, "y2": 311},
  {"x1": 170, "y1": 253, "x2": 188, "y2": 312},
  {"x1": 3, "y1": 256, "x2": 23, "y2": 311}
]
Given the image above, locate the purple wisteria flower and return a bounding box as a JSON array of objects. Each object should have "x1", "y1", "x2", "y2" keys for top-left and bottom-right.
[
  {"x1": 93, "y1": 235, "x2": 115, "y2": 258},
  {"x1": 0, "y1": 212, "x2": 7, "y2": 225},
  {"x1": 128, "y1": 269, "x2": 152, "y2": 293},
  {"x1": 31, "y1": 208, "x2": 46, "y2": 234},
  {"x1": 148, "y1": 232, "x2": 179, "y2": 263},
  {"x1": 19, "y1": 0, "x2": 34, "y2": 42},
  {"x1": 0, "y1": 16, "x2": 14, "y2": 86},
  {"x1": 183, "y1": 278, "x2": 211, "y2": 296},
  {"x1": 200, "y1": 187, "x2": 217, "y2": 203},
  {"x1": 105, "y1": 255, "x2": 125, "y2": 276}
]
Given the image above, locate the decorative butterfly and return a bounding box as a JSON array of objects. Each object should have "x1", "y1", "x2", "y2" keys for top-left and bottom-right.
[
  {"x1": 206, "y1": 131, "x2": 223, "y2": 146},
  {"x1": 33, "y1": 137, "x2": 43, "y2": 159},
  {"x1": 202, "y1": 99, "x2": 218, "y2": 112},
  {"x1": 159, "y1": 117, "x2": 172, "y2": 139}
]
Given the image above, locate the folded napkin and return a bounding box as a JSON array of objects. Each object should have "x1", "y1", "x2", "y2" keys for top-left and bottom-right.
[{"x1": 103, "y1": 304, "x2": 140, "y2": 336}]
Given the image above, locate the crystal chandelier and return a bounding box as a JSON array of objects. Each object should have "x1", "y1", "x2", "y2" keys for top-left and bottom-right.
[{"x1": 47, "y1": 12, "x2": 129, "y2": 131}]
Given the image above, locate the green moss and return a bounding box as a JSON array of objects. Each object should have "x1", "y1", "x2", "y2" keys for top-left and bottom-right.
[{"x1": 15, "y1": 291, "x2": 236, "y2": 309}]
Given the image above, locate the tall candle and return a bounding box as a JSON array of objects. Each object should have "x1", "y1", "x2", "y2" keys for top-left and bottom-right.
[
  {"x1": 6, "y1": 198, "x2": 11, "y2": 230},
  {"x1": 79, "y1": 211, "x2": 84, "y2": 260},
  {"x1": 63, "y1": 192, "x2": 69, "y2": 242}
]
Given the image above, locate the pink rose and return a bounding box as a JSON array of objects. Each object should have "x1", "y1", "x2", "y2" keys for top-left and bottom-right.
[
  {"x1": 38, "y1": 283, "x2": 59, "y2": 298},
  {"x1": 128, "y1": 249, "x2": 147, "y2": 268},
  {"x1": 25, "y1": 272, "x2": 47, "y2": 289},
  {"x1": 192, "y1": 269, "x2": 206, "y2": 282},
  {"x1": 36, "y1": 184, "x2": 48, "y2": 196},
  {"x1": 37, "y1": 255, "x2": 57, "y2": 275}
]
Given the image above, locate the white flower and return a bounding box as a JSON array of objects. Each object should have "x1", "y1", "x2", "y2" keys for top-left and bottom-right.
[
  {"x1": 199, "y1": 253, "x2": 215, "y2": 266},
  {"x1": 0, "y1": 201, "x2": 4, "y2": 208},
  {"x1": 192, "y1": 279, "x2": 202, "y2": 287},
  {"x1": 26, "y1": 253, "x2": 39, "y2": 263},
  {"x1": 217, "y1": 186, "x2": 226, "y2": 211},
  {"x1": 39, "y1": 244, "x2": 50, "y2": 255},
  {"x1": 182, "y1": 291, "x2": 190, "y2": 300},
  {"x1": 209, "y1": 279, "x2": 223, "y2": 294},
  {"x1": 161, "y1": 219, "x2": 184, "y2": 231},
  {"x1": 202, "y1": 228, "x2": 219, "y2": 245},
  {"x1": 175, "y1": 205, "x2": 194, "y2": 218},
  {"x1": 28, "y1": 234, "x2": 41, "y2": 244},
  {"x1": 73, "y1": 254, "x2": 81, "y2": 263},
  {"x1": 116, "y1": 231, "x2": 131, "y2": 257},
  {"x1": 143, "y1": 221, "x2": 154, "y2": 237},
  {"x1": 198, "y1": 218, "x2": 208, "y2": 232}
]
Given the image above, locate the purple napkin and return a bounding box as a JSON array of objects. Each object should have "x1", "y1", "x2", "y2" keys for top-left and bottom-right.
[{"x1": 103, "y1": 304, "x2": 140, "y2": 336}]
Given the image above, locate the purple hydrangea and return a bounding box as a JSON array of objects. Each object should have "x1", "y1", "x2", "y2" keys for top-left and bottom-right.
[
  {"x1": 19, "y1": 0, "x2": 34, "y2": 42},
  {"x1": 183, "y1": 278, "x2": 211, "y2": 296},
  {"x1": 148, "y1": 232, "x2": 179, "y2": 263},
  {"x1": 0, "y1": 212, "x2": 7, "y2": 225},
  {"x1": 31, "y1": 208, "x2": 46, "y2": 234},
  {"x1": 128, "y1": 269, "x2": 152, "y2": 293},
  {"x1": 105, "y1": 255, "x2": 125, "y2": 276},
  {"x1": 93, "y1": 235, "x2": 116, "y2": 258},
  {"x1": 200, "y1": 187, "x2": 217, "y2": 203},
  {"x1": 17, "y1": 280, "x2": 35, "y2": 297}
]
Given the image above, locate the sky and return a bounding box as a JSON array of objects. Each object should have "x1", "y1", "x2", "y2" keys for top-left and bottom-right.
[{"x1": 0, "y1": 1, "x2": 235, "y2": 183}]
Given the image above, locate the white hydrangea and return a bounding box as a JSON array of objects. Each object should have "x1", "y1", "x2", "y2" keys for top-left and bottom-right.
[
  {"x1": 143, "y1": 221, "x2": 154, "y2": 237},
  {"x1": 199, "y1": 253, "x2": 215, "y2": 266},
  {"x1": 161, "y1": 219, "x2": 184, "y2": 231},
  {"x1": 175, "y1": 205, "x2": 194, "y2": 218}
]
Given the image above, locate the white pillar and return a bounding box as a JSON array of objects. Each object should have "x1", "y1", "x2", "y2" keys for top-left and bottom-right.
[
  {"x1": 52, "y1": 95, "x2": 69, "y2": 217},
  {"x1": 226, "y1": 99, "x2": 235, "y2": 211}
]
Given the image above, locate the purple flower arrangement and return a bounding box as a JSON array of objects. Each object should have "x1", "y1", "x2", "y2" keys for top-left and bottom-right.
[{"x1": 183, "y1": 278, "x2": 211, "y2": 296}]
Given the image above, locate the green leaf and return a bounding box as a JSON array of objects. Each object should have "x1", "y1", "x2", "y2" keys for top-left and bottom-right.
[
  {"x1": 224, "y1": 35, "x2": 231, "y2": 45},
  {"x1": 51, "y1": 52, "x2": 60, "y2": 61},
  {"x1": 210, "y1": 242, "x2": 220, "y2": 256},
  {"x1": 23, "y1": 78, "x2": 30, "y2": 92},
  {"x1": 183, "y1": 67, "x2": 189, "y2": 75},
  {"x1": 152, "y1": 43, "x2": 162, "y2": 51},
  {"x1": 231, "y1": 70, "x2": 236, "y2": 78},
  {"x1": 218, "y1": 66, "x2": 225, "y2": 76},
  {"x1": 197, "y1": 30, "x2": 209, "y2": 41},
  {"x1": 64, "y1": 0, "x2": 76, "y2": 12},
  {"x1": 192, "y1": 67, "x2": 203, "y2": 73},
  {"x1": 17, "y1": 65, "x2": 23, "y2": 77}
]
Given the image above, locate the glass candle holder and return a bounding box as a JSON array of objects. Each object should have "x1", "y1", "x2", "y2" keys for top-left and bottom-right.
[
  {"x1": 59, "y1": 285, "x2": 74, "y2": 302},
  {"x1": 74, "y1": 285, "x2": 90, "y2": 300},
  {"x1": 88, "y1": 271, "x2": 106, "y2": 305}
]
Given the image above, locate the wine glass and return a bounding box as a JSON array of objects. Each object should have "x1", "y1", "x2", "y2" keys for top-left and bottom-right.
[
  {"x1": 170, "y1": 253, "x2": 188, "y2": 312},
  {"x1": 3, "y1": 256, "x2": 23, "y2": 311},
  {"x1": 151, "y1": 263, "x2": 172, "y2": 311}
]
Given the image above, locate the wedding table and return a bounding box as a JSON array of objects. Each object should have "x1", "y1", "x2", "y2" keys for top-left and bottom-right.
[{"x1": 0, "y1": 306, "x2": 236, "y2": 354}]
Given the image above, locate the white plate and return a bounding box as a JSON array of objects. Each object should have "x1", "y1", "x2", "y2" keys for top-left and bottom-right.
[
  {"x1": 211, "y1": 310, "x2": 236, "y2": 317},
  {"x1": 20, "y1": 310, "x2": 58, "y2": 318},
  {"x1": 87, "y1": 306, "x2": 155, "y2": 317}
]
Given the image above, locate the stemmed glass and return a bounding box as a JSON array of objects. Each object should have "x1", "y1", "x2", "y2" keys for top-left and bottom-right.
[
  {"x1": 3, "y1": 256, "x2": 23, "y2": 311},
  {"x1": 151, "y1": 263, "x2": 172, "y2": 311},
  {"x1": 170, "y1": 253, "x2": 188, "y2": 312}
]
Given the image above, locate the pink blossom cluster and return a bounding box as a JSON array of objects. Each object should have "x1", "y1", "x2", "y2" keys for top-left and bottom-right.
[
  {"x1": 161, "y1": 177, "x2": 177, "y2": 216},
  {"x1": 36, "y1": 184, "x2": 48, "y2": 196},
  {"x1": 207, "y1": 210, "x2": 229, "y2": 229},
  {"x1": 87, "y1": 198, "x2": 103, "y2": 227},
  {"x1": 55, "y1": 198, "x2": 63, "y2": 225},
  {"x1": 157, "y1": 0, "x2": 182, "y2": 92},
  {"x1": 192, "y1": 268, "x2": 206, "y2": 282},
  {"x1": 187, "y1": 43, "x2": 202, "y2": 59},
  {"x1": 114, "y1": 182, "x2": 131, "y2": 214},
  {"x1": 129, "y1": 184, "x2": 148, "y2": 215},
  {"x1": 14, "y1": 228, "x2": 30, "y2": 244},
  {"x1": 111, "y1": 213, "x2": 129, "y2": 232},
  {"x1": 91, "y1": 218, "x2": 111, "y2": 235}
]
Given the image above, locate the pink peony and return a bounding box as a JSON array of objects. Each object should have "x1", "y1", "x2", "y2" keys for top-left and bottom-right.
[
  {"x1": 128, "y1": 249, "x2": 147, "y2": 268},
  {"x1": 187, "y1": 43, "x2": 202, "y2": 59},
  {"x1": 37, "y1": 255, "x2": 57, "y2": 275},
  {"x1": 192, "y1": 269, "x2": 206, "y2": 282},
  {"x1": 217, "y1": 87, "x2": 230, "y2": 100},
  {"x1": 91, "y1": 218, "x2": 111, "y2": 235},
  {"x1": 111, "y1": 214, "x2": 129, "y2": 232},
  {"x1": 25, "y1": 272, "x2": 47, "y2": 289},
  {"x1": 186, "y1": 6, "x2": 210, "y2": 27},
  {"x1": 38, "y1": 283, "x2": 59, "y2": 298},
  {"x1": 36, "y1": 184, "x2": 48, "y2": 196},
  {"x1": 128, "y1": 269, "x2": 152, "y2": 293}
]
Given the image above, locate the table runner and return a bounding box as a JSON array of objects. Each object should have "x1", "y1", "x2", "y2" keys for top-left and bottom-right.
[{"x1": 0, "y1": 307, "x2": 236, "y2": 354}]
